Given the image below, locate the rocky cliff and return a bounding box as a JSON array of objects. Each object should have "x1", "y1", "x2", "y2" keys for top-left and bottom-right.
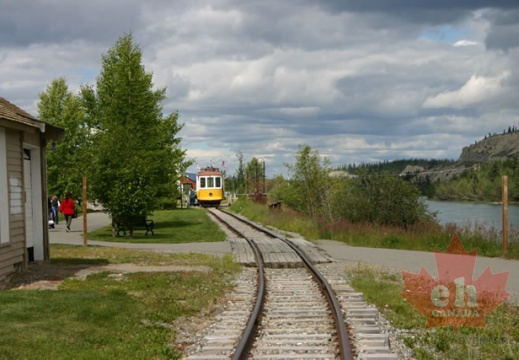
[
  {"x1": 400, "y1": 131, "x2": 519, "y2": 183},
  {"x1": 459, "y1": 132, "x2": 519, "y2": 165}
]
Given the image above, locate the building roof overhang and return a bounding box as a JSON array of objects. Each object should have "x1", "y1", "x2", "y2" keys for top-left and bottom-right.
[{"x1": 0, "y1": 97, "x2": 65, "y2": 141}]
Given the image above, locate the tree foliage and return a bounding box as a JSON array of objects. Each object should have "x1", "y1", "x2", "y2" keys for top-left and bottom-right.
[
  {"x1": 83, "y1": 34, "x2": 186, "y2": 227},
  {"x1": 38, "y1": 78, "x2": 90, "y2": 199},
  {"x1": 341, "y1": 158, "x2": 456, "y2": 176},
  {"x1": 233, "y1": 152, "x2": 247, "y2": 194},
  {"x1": 246, "y1": 157, "x2": 266, "y2": 194},
  {"x1": 225, "y1": 153, "x2": 266, "y2": 196},
  {"x1": 282, "y1": 145, "x2": 331, "y2": 218},
  {"x1": 433, "y1": 156, "x2": 519, "y2": 202},
  {"x1": 276, "y1": 145, "x2": 433, "y2": 228},
  {"x1": 333, "y1": 171, "x2": 432, "y2": 228}
]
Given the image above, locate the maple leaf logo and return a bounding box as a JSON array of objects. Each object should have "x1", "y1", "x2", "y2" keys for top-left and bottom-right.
[{"x1": 401, "y1": 233, "x2": 510, "y2": 331}]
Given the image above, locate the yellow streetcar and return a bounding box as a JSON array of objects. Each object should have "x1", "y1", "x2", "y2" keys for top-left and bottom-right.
[{"x1": 196, "y1": 167, "x2": 225, "y2": 207}]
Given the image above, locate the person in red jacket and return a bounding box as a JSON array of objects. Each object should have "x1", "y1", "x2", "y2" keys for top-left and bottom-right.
[{"x1": 59, "y1": 193, "x2": 76, "y2": 232}]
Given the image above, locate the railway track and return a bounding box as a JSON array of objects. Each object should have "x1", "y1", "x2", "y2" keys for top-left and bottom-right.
[{"x1": 185, "y1": 208, "x2": 398, "y2": 359}]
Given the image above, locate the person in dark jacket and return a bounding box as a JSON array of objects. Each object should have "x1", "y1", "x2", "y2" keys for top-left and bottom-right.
[
  {"x1": 47, "y1": 197, "x2": 55, "y2": 229},
  {"x1": 59, "y1": 193, "x2": 75, "y2": 232},
  {"x1": 51, "y1": 195, "x2": 59, "y2": 224},
  {"x1": 189, "y1": 189, "x2": 197, "y2": 206}
]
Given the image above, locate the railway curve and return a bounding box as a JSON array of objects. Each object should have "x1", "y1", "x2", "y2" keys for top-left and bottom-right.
[{"x1": 184, "y1": 207, "x2": 399, "y2": 359}]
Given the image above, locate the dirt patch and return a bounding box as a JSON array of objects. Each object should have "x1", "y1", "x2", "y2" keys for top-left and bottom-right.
[{"x1": 6, "y1": 262, "x2": 212, "y2": 291}]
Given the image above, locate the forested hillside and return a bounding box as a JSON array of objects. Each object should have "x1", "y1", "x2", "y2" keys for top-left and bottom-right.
[
  {"x1": 433, "y1": 155, "x2": 519, "y2": 202},
  {"x1": 337, "y1": 158, "x2": 456, "y2": 176},
  {"x1": 337, "y1": 129, "x2": 519, "y2": 202}
]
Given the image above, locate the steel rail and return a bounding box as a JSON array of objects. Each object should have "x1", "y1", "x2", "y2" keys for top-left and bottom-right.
[
  {"x1": 219, "y1": 208, "x2": 355, "y2": 360},
  {"x1": 207, "y1": 209, "x2": 266, "y2": 360},
  {"x1": 230, "y1": 237, "x2": 264, "y2": 360}
]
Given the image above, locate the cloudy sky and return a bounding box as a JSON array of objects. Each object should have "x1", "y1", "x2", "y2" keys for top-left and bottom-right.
[{"x1": 2, "y1": 1, "x2": 519, "y2": 177}]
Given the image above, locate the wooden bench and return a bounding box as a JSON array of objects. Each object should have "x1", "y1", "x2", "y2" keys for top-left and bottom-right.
[
  {"x1": 114, "y1": 216, "x2": 155, "y2": 236},
  {"x1": 268, "y1": 201, "x2": 281, "y2": 210}
]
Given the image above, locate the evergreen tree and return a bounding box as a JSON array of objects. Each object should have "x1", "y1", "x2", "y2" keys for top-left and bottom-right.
[
  {"x1": 85, "y1": 33, "x2": 186, "y2": 233},
  {"x1": 246, "y1": 157, "x2": 265, "y2": 194},
  {"x1": 235, "y1": 152, "x2": 247, "y2": 194}
]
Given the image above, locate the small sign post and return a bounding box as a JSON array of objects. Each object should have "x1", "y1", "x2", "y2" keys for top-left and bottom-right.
[
  {"x1": 502, "y1": 175, "x2": 508, "y2": 254},
  {"x1": 83, "y1": 176, "x2": 87, "y2": 247}
]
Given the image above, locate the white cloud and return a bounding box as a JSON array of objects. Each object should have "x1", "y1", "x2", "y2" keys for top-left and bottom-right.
[
  {"x1": 423, "y1": 72, "x2": 509, "y2": 109},
  {"x1": 453, "y1": 40, "x2": 479, "y2": 47},
  {"x1": 1, "y1": 1, "x2": 519, "y2": 177}
]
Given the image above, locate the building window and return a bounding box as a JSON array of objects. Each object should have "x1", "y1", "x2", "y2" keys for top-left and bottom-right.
[{"x1": 0, "y1": 128, "x2": 9, "y2": 243}]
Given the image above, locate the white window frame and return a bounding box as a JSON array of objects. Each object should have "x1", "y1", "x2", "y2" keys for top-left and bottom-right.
[{"x1": 0, "y1": 128, "x2": 9, "y2": 243}]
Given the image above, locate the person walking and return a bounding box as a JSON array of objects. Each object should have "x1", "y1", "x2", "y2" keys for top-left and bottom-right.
[
  {"x1": 47, "y1": 197, "x2": 55, "y2": 229},
  {"x1": 59, "y1": 193, "x2": 76, "y2": 232},
  {"x1": 189, "y1": 189, "x2": 197, "y2": 207},
  {"x1": 51, "y1": 195, "x2": 60, "y2": 224}
]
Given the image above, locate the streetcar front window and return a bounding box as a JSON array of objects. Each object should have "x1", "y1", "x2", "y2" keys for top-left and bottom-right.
[
  {"x1": 207, "y1": 177, "x2": 214, "y2": 187},
  {"x1": 215, "y1": 177, "x2": 221, "y2": 187},
  {"x1": 200, "y1": 178, "x2": 206, "y2": 188}
]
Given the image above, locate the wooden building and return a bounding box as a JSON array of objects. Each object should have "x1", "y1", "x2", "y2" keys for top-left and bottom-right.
[
  {"x1": 0, "y1": 97, "x2": 64, "y2": 288},
  {"x1": 181, "y1": 173, "x2": 197, "y2": 191}
]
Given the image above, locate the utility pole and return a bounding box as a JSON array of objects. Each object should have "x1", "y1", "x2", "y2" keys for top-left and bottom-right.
[
  {"x1": 82, "y1": 176, "x2": 87, "y2": 247},
  {"x1": 502, "y1": 175, "x2": 508, "y2": 254}
]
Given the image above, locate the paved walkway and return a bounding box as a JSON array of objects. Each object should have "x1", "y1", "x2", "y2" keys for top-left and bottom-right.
[
  {"x1": 49, "y1": 211, "x2": 519, "y2": 304},
  {"x1": 49, "y1": 211, "x2": 232, "y2": 256}
]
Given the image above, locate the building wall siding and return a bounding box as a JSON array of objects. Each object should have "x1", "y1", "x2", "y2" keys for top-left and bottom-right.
[{"x1": 0, "y1": 128, "x2": 26, "y2": 288}]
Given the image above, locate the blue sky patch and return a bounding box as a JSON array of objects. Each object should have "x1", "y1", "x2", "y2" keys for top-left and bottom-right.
[{"x1": 420, "y1": 24, "x2": 470, "y2": 44}]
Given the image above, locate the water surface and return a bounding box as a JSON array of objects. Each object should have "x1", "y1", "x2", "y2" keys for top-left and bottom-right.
[{"x1": 425, "y1": 200, "x2": 519, "y2": 233}]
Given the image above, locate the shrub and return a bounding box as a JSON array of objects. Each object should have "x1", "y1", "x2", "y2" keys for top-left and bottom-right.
[
  {"x1": 332, "y1": 171, "x2": 435, "y2": 228},
  {"x1": 158, "y1": 197, "x2": 178, "y2": 210}
]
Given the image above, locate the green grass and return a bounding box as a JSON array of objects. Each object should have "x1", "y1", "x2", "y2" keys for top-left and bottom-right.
[
  {"x1": 229, "y1": 198, "x2": 519, "y2": 259},
  {"x1": 1, "y1": 246, "x2": 240, "y2": 360},
  {"x1": 230, "y1": 198, "x2": 322, "y2": 239},
  {"x1": 49, "y1": 243, "x2": 236, "y2": 267},
  {"x1": 11, "y1": 199, "x2": 515, "y2": 359},
  {"x1": 228, "y1": 198, "x2": 519, "y2": 357},
  {"x1": 87, "y1": 208, "x2": 226, "y2": 243},
  {"x1": 346, "y1": 264, "x2": 519, "y2": 359}
]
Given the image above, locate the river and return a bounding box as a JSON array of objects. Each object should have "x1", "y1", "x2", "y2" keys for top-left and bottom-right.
[{"x1": 425, "y1": 199, "x2": 519, "y2": 233}]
